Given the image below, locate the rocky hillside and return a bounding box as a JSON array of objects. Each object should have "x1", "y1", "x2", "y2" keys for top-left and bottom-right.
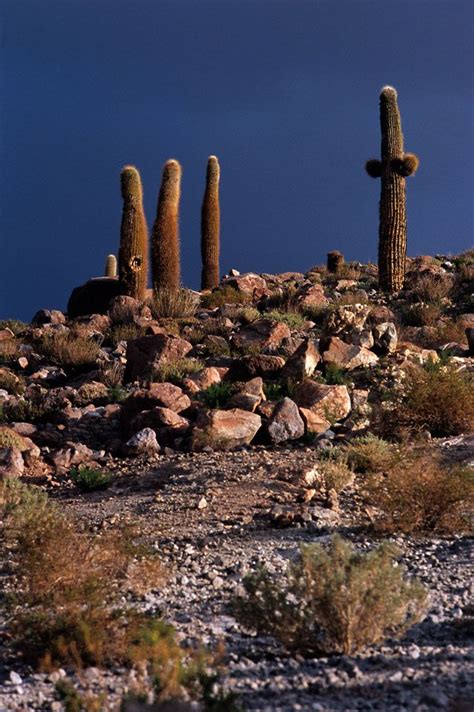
[{"x1": 0, "y1": 252, "x2": 473, "y2": 711}]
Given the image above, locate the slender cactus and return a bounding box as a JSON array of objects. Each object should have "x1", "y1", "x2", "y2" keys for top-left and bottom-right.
[
  {"x1": 201, "y1": 155, "x2": 220, "y2": 290},
  {"x1": 105, "y1": 254, "x2": 117, "y2": 277},
  {"x1": 365, "y1": 86, "x2": 419, "y2": 292},
  {"x1": 118, "y1": 166, "x2": 148, "y2": 300},
  {"x1": 152, "y1": 159, "x2": 182, "y2": 293}
]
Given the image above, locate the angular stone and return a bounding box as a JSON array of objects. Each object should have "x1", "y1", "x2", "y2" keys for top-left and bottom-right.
[
  {"x1": 31, "y1": 309, "x2": 66, "y2": 326},
  {"x1": 108, "y1": 296, "x2": 153, "y2": 325},
  {"x1": 125, "y1": 428, "x2": 160, "y2": 455},
  {"x1": 226, "y1": 377, "x2": 265, "y2": 412},
  {"x1": 294, "y1": 380, "x2": 351, "y2": 423},
  {"x1": 266, "y1": 398, "x2": 305, "y2": 443},
  {"x1": 231, "y1": 319, "x2": 290, "y2": 352},
  {"x1": 240, "y1": 354, "x2": 286, "y2": 378},
  {"x1": 296, "y1": 284, "x2": 329, "y2": 309},
  {"x1": 323, "y1": 304, "x2": 371, "y2": 338},
  {"x1": 125, "y1": 334, "x2": 193, "y2": 382},
  {"x1": 372, "y1": 322, "x2": 398, "y2": 354},
  {"x1": 298, "y1": 407, "x2": 331, "y2": 435},
  {"x1": 321, "y1": 337, "x2": 378, "y2": 370},
  {"x1": 221, "y1": 273, "x2": 267, "y2": 296},
  {"x1": 281, "y1": 339, "x2": 320, "y2": 379},
  {"x1": 182, "y1": 367, "x2": 222, "y2": 394},
  {"x1": 121, "y1": 383, "x2": 191, "y2": 434},
  {"x1": 191, "y1": 408, "x2": 261, "y2": 450}
]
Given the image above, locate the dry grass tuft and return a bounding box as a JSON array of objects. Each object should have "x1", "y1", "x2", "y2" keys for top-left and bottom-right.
[
  {"x1": 37, "y1": 333, "x2": 100, "y2": 370},
  {"x1": 201, "y1": 286, "x2": 251, "y2": 308},
  {"x1": 233, "y1": 535, "x2": 427, "y2": 656},
  {"x1": 150, "y1": 288, "x2": 199, "y2": 319}
]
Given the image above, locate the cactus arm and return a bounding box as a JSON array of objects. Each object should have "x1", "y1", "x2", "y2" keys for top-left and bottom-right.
[{"x1": 200, "y1": 155, "x2": 221, "y2": 290}]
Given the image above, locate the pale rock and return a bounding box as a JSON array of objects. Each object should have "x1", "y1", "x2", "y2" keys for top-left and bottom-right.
[
  {"x1": 266, "y1": 397, "x2": 305, "y2": 443},
  {"x1": 191, "y1": 408, "x2": 261, "y2": 450},
  {"x1": 372, "y1": 322, "x2": 398, "y2": 354},
  {"x1": 0, "y1": 447, "x2": 24, "y2": 478},
  {"x1": 125, "y1": 427, "x2": 160, "y2": 454},
  {"x1": 321, "y1": 336, "x2": 379, "y2": 370},
  {"x1": 281, "y1": 339, "x2": 320, "y2": 379}
]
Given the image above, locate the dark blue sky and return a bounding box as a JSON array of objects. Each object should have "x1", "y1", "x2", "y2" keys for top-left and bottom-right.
[{"x1": 1, "y1": 0, "x2": 472, "y2": 320}]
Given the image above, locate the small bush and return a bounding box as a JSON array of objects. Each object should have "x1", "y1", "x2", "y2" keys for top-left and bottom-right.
[
  {"x1": 70, "y1": 466, "x2": 112, "y2": 492},
  {"x1": 99, "y1": 360, "x2": 125, "y2": 388},
  {"x1": 401, "y1": 302, "x2": 442, "y2": 327},
  {"x1": 153, "y1": 357, "x2": 203, "y2": 384},
  {"x1": 265, "y1": 310, "x2": 306, "y2": 329},
  {"x1": 363, "y1": 450, "x2": 474, "y2": 534},
  {"x1": 0, "y1": 319, "x2": 28, "y2": 335},
  {"x1": 108, "y1": 324, "x2": 146, "y2": 346},
  {"x1": 233, "y1": 535, "x2": 427, "y2": 656},
  {"x1": 410, "y1": 272, "x2": 453, "y2": 303},
  {"x1": 388, "y1": 362, "x2": 474, "y2": 437},
  {"x1": 0, "y1": 338, "x2": 20, "y2": 365},
  {"x1": 313, "y1": 363, "x2": 349, "y2": 386},
  {"x1": 151, "y1": 289, "x2": 199, "y2": 319},
  {"x1": 316, "y1": 449, "x2": 355, "y2": 496},
  {"x1": 346, "y1": 434, "x2": 395, "y2": 473},
  {"x1": 37, "y1": 333, "x2": 100, "y2": 370},
  {"x1": 232, "y1": 306, "x2": 261, "y2": 324},
  {"x1": 198, "y1": 382, "x2": 234, "y2": 408},
  {"x1": 201, "y1": 286, "x2": 251, "y2": 308}
]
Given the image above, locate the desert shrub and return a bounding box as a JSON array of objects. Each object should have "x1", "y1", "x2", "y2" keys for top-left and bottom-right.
[
  {"x1": 37, "y1": 333, "x2": 100, "y2": 370},
  {"x1": 233, "y1": 535, "x2": 427, "y2": 656},
  {"x1": 231, "y1": 306, "x2": 260, "y2": 324},
  {"x1": 198, "y1": 382, "x2": 234, "y2": 408},
  {"x1": 0, "y1": 396, "x2": 52, "y2": 424},
  {"x1": 0, "y1": 338, "x2": 20, "y2": 365},
  {"x1": 335, "y1": 290, "x2": 369, "y2": 306},
  {"x1": 400, "y1": 302, "x2": 442, "y2": 327},
  {"x1": 313, "y1": 363, "x2": 349, "y2": 386},
  {"x1": 363, "y1": 450, "x2": 474, "y2": 535},
  {"x1": 201, "y1": 286, "x2": 251, "y2": 308},
  {"x1": 108, "y1": 324, "x2": 146, "y2": 346},
  {"x1": 265, "y1": 310, "x2": 306, "y2": 329},
  {"x1": 150, "y1": 288, "x2": 199, "y2": 319},
  {"x1": 153, "y1": 357, "x2": 203, "y2": 384},
  {"x1": 316, "y1": 449, "x2": 355, "y2": 495},
  {"x1": 0, "y1": 368, "x2": 25, "y2": 394},
  {"x1": 387, "y1": 362, "x2": 474, "y2": 437},
  {"x1": 346, "y1": 434, "x2": 395, "y2": 473},
  {"x1": 70, "y1": 466, "x2": 112, "y2": 492},
  {"x1": 55, "y1": 680, "x2": 104, "y2": 712},
  {"x1": 99, "y1": 360, "x2": 125, "y2": 387},
  {"x1": 410, "y1": 271, "x2": 453, "y2": 303}
]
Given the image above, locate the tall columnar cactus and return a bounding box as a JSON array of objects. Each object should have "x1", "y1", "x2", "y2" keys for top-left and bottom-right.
[
  {"x1": 118, "y1": 166, "x2": 148, "y2": 300},
  {"x1": 365, "y1": 86, "x2": 419, "y2": 292},
  {"x1": 200, "y1": 155, "x2": 220, "y2": 290},
  {"x1": 152, "y1": 159, "x2": 182, "y2": 293},
  {"x1": 105, "y1": 254, "x2": 117, "y2": 278}
]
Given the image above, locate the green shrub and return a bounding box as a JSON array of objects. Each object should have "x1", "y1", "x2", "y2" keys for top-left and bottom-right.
[
  {"x1": 346, "y1": 434, "x2": 394, "y2": 473},
  {"x1": 265, "y1": 310, "x2": 306, "y2": 329},
  {"x1": 0, "y1": 369, "x2": 25, "y2": 395},
  {"x1": 70, "y1": 466, "x2": 112, "y2": 492},
  {"x1": 108, "y1": 324, "x2": 146, "y2": 346},
  {"x1": 153, "y1": 357, "x2": 203, "y2": 384},
  {"x1": 0, "y1": 319, "x2": 28, "y2": 335},
  {"x1": 150, "y1": 288, "x2": 199, "y2": 319},
  {"x1": 0, "y1": 338, "x2": 20, "y2": 365},
  {"x1": 233, "y1": 535, "x2": 427, "y2": 656},
  {"x1": 198, "y1": 382, "x2": 234, "y2": 408},
  {"x1": 201, "y1": 286, "x2": 251, "y2": 308}
]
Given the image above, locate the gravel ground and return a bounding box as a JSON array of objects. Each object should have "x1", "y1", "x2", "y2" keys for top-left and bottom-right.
[{"x1": 1, "y1": 443, "x2": 473, "y2": 711}]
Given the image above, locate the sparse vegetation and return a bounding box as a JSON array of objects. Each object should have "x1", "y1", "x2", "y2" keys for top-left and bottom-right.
[
  {"x1": 346, "y1": 434, "x2": 395, "y2": 473},
  {"x1": 198, "y1": 381, "x2": 234, "y2": 408},
  {"x1": 150, "y1": 287, "x2": 199, "y2": 319},
  {"x1": 233, "y1": 535, "x2": 427, "y2": 656},
  {"x1": 363, "y1": 449, "x2": 474, "y2": 534},
  {"x1": 265, "y1": 309, "x2": 306, "y2": 329},
  {"x1": 153, "y1": 357, "x2": 203, "y2": 384},
  {"x1": 37, "y1": 333, "x2": 100, "y2": 370},
  {"x1": 70, "y1": 466, "x2": 112, "y2": 492},
  {"x1": 201, "y1": 286, "x2": 251, "y2": 308}
]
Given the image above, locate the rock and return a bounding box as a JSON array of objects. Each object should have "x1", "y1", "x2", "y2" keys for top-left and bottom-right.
[
  {"x1": 294, "y1": 380, "x2": 351, "y2": 423},
  {"x1": 49, "y1": 443, "x2": 96, "y2": 472},
  {"x1": 221, "y1": 272, "x2": 267, "y2": 296},
  {"x1": 231, "y1": 319, "x2": 291, "y2": 353},
  {"x1": 108, "y1": 295, "x2": 153, "y2": 325},
  {"x1": 121, "y1": 384, "x2": 191, "y2": 435},
  {"x1": 281, "y1": 339, "x2": 320, "y2": 380},
  {"x1": 125, "y1": 428, "x2": 160, "y2": 455},
  {"x1": 0, "y1": 328, "x2": 15, "y2": 341},
  {"x1": 31, "y1": 309, "x2": 66, "y2": 326},
  {"x1": 182, "y1": 367, "x2": 222, "y2": 394},
  {"x1": 72, "y1": 313, "x2": 112, "y2": 339},
  {"x1": 266, "y1": 397, "x2": 305, "y2": 443},
  {"x1": 125, "y1": 334, "x2": 193, "y2": 382},
  {"x1": 298, "y1": 407, "x2": 332, "y2": 435},
  {"x1": 321, "y1": 336, "x2": 379, "y2": 370},
  {"x1": 296, "y1": 284, "x2": 329, "y2": 309},
  {"x1": 323, "y1": 304, "x2": 371, "y2": 340},
  {"x1": 0, "y1": 447, "x2": 24, "y2": 478},
  {"x1": 67, "y1": 277, "x2": 121, "y2": 318},
  {"x1": 129, "y1": 407, "x2": 190, "y2": 441},
  {"x1": 226, "y1": 377, "x2": 265, "y2": 412},
  {"x1": 191, "y1": 408, "x2": 261, "y2": 450},
  {"x1": 372, "y1": 322, "x2": 398, "y2": 354},
  {"x1": 239, "y1": 354, "x2": 286, "y2": 378},
  {"x1": 368, "y1": 305, "x2": 397, "y2": 325}
]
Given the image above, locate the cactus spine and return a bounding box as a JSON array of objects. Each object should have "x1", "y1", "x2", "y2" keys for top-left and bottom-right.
[
  {"x1": 366, "y1": 86, "x2": 419, "y2": 292},
  {"x1": 105, "y1": 254, "x2": 117, "y2": 277},
  {"x1": 152, "y1": 159, "x2": 182, "y2": 293},
  {"x1": 200, "y1": 155, "x2": 220, "y2": 290},
  {"x1": 118, "y1": 166, "x2": 148, "y2": 300}
]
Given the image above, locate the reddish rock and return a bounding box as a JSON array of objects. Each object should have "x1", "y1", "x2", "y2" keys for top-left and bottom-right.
[
  {"x1": 109, "y1": 296, "x2": 153, "y2": 325},
  {"x1": 297, "y1": 284, "x2": 329, "y2": 310},
  {"x1": 221, "y1": 273, "x2": 267, "y2": 296},
  {"x1": 72, "y1": 314, "x2": 112, "y2": 338},
  {"x1": 125, "y1": 334, "x2": 193, "y2": 382},
  {"x1": 368, "y1": 305, "x2": 397, "y2": 325},
  {"x1": 240, "y1": 354, "x2": 286, "y2": 378},
  {"x1": 298, "y1": 407, "x2": 332, "y2": 435},
  {"x1": 121, "y1": 383, "x2": 191, "y2": 432},
  {"x1": 0, "y1": 447, "x2": 24, "y2": 478},
  {"x1": 183, "y1": 367, "x2": 222, "y2": 394},
  {"x1": 321, "y1": 336, "x2": 379, "y2": 370},
  {"x1": 0, "y1": 328, "x2": 15, "y2": 342},
  {"x1": 232, "y1": 319, "x2": 291, "y2": 352},
  {"x1": 294, "y1": 380, "x2": 351, "y2": 423},
  {"x1": 281, "y1": 339, "x2": 320, "y2": 379},
  {"x1": 266, "y1": 398, "x2": 305, "y2": 443},
  {"x1": 191, "y1": 408, "x2": 261, "y2": 450},
  {"x1": 323, "y1": 304, "x2": 371, "y2": 339},
  {"x1": 227, "y1": 377, "x2": 265, "y2": 412}
]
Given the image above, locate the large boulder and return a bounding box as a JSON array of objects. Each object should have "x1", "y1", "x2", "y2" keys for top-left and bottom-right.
[
  {"x1": 108, "y1": 296, "x2": 153, "y2": 325},
  {"x1": 191, "y1": 408, "x2": 261, "y2": 450},
  {"x1": 266, "y1": 397, "x2": 305, "y2": 443},
  {"x1": 321, "y1": 337, "x2": 379, "y2": 370},
  {"x1": 125, "y1": 334, "x2": 193, "y2": 382},
  {"x1": 294, "y1": 380, "x2": 351, "y2": 434},
  {"x1": 281, "y1": 339, "x2": 320, "y2": 380},
  {"x1": 231, "y1": 319, "x2": 291, "y2": 353},
  {"x1": 67, "y1": 277, "x2": 121, "y2": 318},
  {"x1": 221, "y1": 273, "x2": 267, "y2": 297},
  {"x1": 121, "y1": 383, "x2": 191, "y2": 435}
]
